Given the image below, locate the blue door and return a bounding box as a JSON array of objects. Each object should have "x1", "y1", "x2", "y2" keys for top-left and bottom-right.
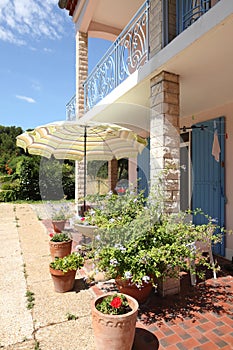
[{"x1": 192, "y1": 117, "x2": 225, "y2": 256}]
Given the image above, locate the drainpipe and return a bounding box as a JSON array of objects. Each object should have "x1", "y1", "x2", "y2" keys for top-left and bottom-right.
[{"x1": 58, "y1": 0, "x2": 68, "y2": 9}]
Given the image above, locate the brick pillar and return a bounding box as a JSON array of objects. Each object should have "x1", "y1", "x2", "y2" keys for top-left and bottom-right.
[
  {"x1": 150, "y1": 71, "x2": 180, "y2": 213},
  {"x1": 75, "y1": 32, "x2": 88, "y2": 208},
  {"x1": 108, "y1": 159, "x2": 118, "y2": 194}
]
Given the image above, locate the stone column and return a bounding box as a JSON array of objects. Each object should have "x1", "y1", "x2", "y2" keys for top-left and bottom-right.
[
  {"x1": 149, "y1": 0, "x2": 177, "y2": 59},
  {"x1": 150, "y1": 71, "x2": 180, "y2": 213},
  {"x1": 75, "y1": 31, "x2": 88, "y2": 210},
  {"x1": 149, "y1": 0, "x2": 163, "y2": 57}
]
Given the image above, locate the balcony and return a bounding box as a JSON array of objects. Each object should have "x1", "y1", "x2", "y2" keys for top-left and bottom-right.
[{"x1": 66, "y1": 0, "x2": 221, "y2": 120}]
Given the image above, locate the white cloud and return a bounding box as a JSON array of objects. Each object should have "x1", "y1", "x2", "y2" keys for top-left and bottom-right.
[
  {"x1": 16, "y1": 95, "x2": 36, "y2": 103},
  {"x1": 43, "y1": 47, "x2": 53, "y2": 53},
  {"x1": 0, "y1": 0, "x2": 70, "y2": 45}
]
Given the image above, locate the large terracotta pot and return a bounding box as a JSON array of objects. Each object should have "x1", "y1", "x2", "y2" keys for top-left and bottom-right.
[
  {"x1": 92, "y1": 293, "x2": 138, "y2": 350},
  {"x1": 49, "y1": 240, "x2": 72, "y2": 260},
  {"x1": 49, "y1": 267, "x2": 76, "y2": 293},
  {"x1": 115, "y1": 277, "x2": 153, "y2": 304},
  {"x1": 52, "y1": 220, "x2": 66, "y2": 233}
]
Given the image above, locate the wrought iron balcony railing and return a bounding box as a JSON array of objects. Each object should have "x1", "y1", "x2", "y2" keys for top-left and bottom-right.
[
  {"x1": 66, "y1": 0, "x2": 220, "y2": 119},
  {"x1": 177, "y1": 0, "x2": 221, "y2": 33},
  {"x1": 83, "y1": 0, "x2": 150, "y2": 113},
  {"x1": 66, "y1": 94, "x2": 76, "y2": 121}
]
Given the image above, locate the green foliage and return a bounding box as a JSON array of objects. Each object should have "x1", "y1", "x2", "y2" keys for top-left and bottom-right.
[
  {"x1": 17, "y1": 156, "x2": 41, "y2": 200},
  {"x1": 83, "y1": 190, "x2": 145, "y2": 244},
  {"x1": 62, "y1": 162, "x2": 75, "y2": 199},
  {"x1": 34, "y1": 341, "x2": 41, "y2": 350},
  {"x1": 50, "y1": 232, "x2": 71, "y2": 242},
  {"x1": 66, "y1": 312, "x2": 78, "y2": 320},
  {"x1": 25, "y1": 290, "x2": 35, "y2": 309},
  {"x1": 95, "y1": 210, "x2": 223, "y2": 285},
  {"x1": 39, "y1": 158, "x2": 75, "y2": 200},
  {"x1": 50, "y1": 252, "x2": 84, "y2": 273},
  {"x1": 87, "y1": 160, "x2": 108, "y2": 179},
  {"x1": 0, "y1": 125, "x2": 75, "y2": 202},
  {"x1": 0, "y1": 125, "x2": 24, "y2": 173},
  {"x1": 0, "y1": 175, "x2": 12, "y2": 183},
  {"x1": 86, "y1": 169, "x2": 225, "y2": 287},
  {"x1": 96, "y1": 294, "x2": 132, "y2": 315}
]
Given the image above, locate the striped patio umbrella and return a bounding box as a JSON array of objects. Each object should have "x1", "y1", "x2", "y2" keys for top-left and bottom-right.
[{"x1": 16, "y1": 121, "x2": 147, "y2": 208}]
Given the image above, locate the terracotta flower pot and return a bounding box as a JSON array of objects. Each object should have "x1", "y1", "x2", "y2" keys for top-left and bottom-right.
[
  {"x1": 52, "y1": 220, "x2": 66, "y2": 233},
  {"x1": 115, "y1": 277, "x2": 153, "y2": 304},
  {"x1": 49, "y1": 240, "x2": 72, "y2": 260},
  {"x1": 49, "y1": 267, "x2": 76, "y2": 293},
  {"x1": 92, "y1": 293, "x2": 138, "y2": 350}
]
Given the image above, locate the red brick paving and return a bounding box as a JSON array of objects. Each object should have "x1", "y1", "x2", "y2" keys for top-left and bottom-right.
[
  {"x1": 81, "y1": 259, "x2": 233, "y2": 349},
  {"x1": 44, "y1": 219, "x2": 233, "y2": 349}
]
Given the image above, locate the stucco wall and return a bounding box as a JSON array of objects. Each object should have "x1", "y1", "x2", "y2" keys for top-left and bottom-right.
[{"x1": 181, "y1": 102, "x2": 233, "y2": 260}]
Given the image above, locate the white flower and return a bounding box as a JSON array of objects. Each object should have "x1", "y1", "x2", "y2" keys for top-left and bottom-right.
[
  {"x1": 124, "y1": 271, "x2": 132, "y2": 279},
  {"x1": 95, "y1": 234, "x2": 100, "y2": 241},
  {"x1": 109, "y1": 218, "x2": 115, "y2": 223},
  {"x1": 114, "y1": 244, "x2": 126, "y2": 251},
  {"x1": 142, "y1": 275, "x2": 150, "y2": 283},
  {"x1": 110, "y1": 258, "x2": 119, "y2": 266}
]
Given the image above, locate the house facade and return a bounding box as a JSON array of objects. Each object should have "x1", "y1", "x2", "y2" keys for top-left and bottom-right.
[{"x1": 59, "y1": 0, "x2": 233, "y2": 261}]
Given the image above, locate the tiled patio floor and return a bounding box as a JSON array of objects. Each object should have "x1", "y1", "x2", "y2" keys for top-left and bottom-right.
[
  {"x1": 44, "y1": 219, "x2": 233, "y2": 349},
  {"x1": 81, "y1": 257, "x2": 233, "y2": 350}
]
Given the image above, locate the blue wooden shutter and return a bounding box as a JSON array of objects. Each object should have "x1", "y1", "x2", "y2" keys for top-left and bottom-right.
[{"x1": 192, "y1": 117, "x2": 225, "y2": 256}]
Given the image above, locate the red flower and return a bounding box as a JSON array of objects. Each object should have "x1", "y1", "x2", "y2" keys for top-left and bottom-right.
[
  {"x1": 80, "y1": 217, "x2": 85, "y2": 222},
  {"x1": 49, "y1": 233, "x2": 54, "y2": 238},
  {"x1": 110, "y1": 297, "x2": 122, "y2": 309}
]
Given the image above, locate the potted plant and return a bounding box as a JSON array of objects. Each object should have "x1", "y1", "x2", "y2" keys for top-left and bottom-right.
[
  {"x1": 74, "y1": 214, "x2": 98, "y2": 239},
  {"x1": 49, "y1": 202, "x2": 73, "y2": 233},
  {"x1": 85, "y1": 174, "x2": 225, "y2": 299},
  {"x1": 49, "y1": 232, "x2": 72, "y2": 260},
  {"x1": 94, "y1": 207, "x2": 223, "y2": 298},
  {"x1": 49, "y1": 252, "x2": 84, "y2": 292},
  {"x1": 91, "y1": 293, "x2": 138, "y2": 350}
]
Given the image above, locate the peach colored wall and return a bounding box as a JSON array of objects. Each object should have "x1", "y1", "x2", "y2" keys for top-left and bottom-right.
[
  {"x1": 128, "y1": 158, "x2": 138, "y2": 189},
  {"x1": 181, "y1": 102, "x2": 233, "y2": 260}
]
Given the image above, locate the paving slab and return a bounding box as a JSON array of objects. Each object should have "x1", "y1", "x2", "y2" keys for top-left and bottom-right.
[
  {"x1": 0, "y1": 204, "x2": 34, "y2": 347},
  {"x1": 0, "y1": 203, "x2": 95, "y2": 350}
]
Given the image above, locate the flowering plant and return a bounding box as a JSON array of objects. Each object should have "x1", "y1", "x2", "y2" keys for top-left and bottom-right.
[
  {"x1": 78, "y1": 190, "x2": 145, "y2": 245},
  {"x1": 49, "y1": 232, "x2": 71, "y2": 242},
  {"x1": 95, "y1": 209, "x2": 223, "y2": 285},
  {"x1": 50, "y1": 252, "x2": 84, "y2": 273},
  {"x1": 48, "y1": 202, "x2": 73, "y2": 221},
  {"x1": 95, "y1": 293, "x2": 132, "y2": 315}
]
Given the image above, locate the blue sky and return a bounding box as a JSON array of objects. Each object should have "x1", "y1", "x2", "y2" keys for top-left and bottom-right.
[{"x1": 0, "y1": 0, "x2": 110, "y2": 131}]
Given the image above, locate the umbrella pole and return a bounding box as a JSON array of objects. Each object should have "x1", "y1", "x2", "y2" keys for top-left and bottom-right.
[{"x1": 83, "y1": 126, "x2": 87, "y2": 213}]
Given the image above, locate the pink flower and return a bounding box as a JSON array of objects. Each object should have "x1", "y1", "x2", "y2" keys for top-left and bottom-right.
[{"x1": 80, "y1": 217, "x2": 85, "y2": 222}]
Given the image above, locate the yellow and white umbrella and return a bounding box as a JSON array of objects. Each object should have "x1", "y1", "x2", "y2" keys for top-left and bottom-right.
[
  {"x1": 16, "y1": 121, "x2": 147, "y2": 208},
  {"x1": 16, "y1": 121, "x2": 147, "y2": 161}
]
